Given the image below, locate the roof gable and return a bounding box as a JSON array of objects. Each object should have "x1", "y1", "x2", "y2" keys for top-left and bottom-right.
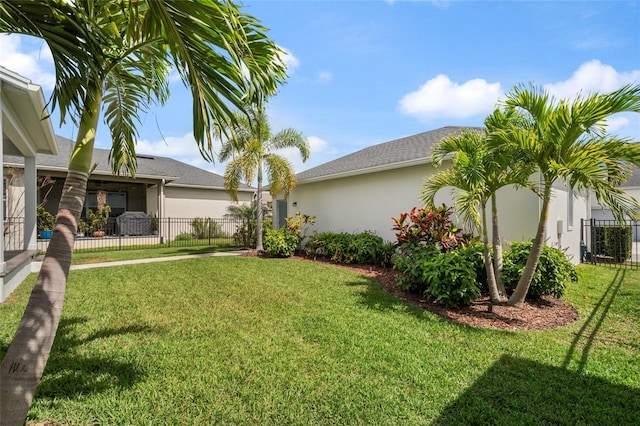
[{"x1": 296, "y1": 126, "x2": 480, "y2": 183}]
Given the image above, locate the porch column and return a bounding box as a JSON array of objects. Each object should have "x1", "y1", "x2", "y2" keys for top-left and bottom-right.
[
  {"x1": 0, "y1": 79, "x2": 4, "y2": 273},
  {"x1": 159, "y1": 178, "x2": 165, "y2": 244},
  {"x1": 24, "y1": 156, "x2": 37, "y2": 251}
]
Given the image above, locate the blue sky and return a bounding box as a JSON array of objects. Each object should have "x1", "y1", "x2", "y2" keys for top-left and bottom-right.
[{"x1": 1, "y1": 0, "x2": 639, "y2": 177}]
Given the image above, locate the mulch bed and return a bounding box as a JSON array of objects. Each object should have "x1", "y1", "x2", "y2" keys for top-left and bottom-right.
[{"x1": 289, "y1": 255, "x2": 579, "y2": 331}]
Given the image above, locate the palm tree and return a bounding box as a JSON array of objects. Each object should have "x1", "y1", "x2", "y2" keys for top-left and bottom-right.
[
  {"x1": 423, "y1": 126, "x2": 527, "y2": 303},
  {"x1": 423, "y1": 112, "x2": 534, "y2": 304},
  {"x1": 219, "y1": 106, "x2": 310, "y2": 252},
  {"x1": 0, "y1": 1, "x2": 286, "y2": 422},
  {"x1": 497, "y1": 83, "x2": 640, "y2": 307}
]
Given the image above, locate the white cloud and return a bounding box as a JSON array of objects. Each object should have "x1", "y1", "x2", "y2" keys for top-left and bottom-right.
[
  {"x1": 0, "y1": 34, "x2": 56, "y2": 90},
  {"x1": 278, "y1": 135, "x2": 336, "y2": 173},
  {"x1": 544, "y1": 60, "x2": 640, "y2": 99},
  {"x1": 279, "y1": 47, "x2": 300, "y2": 74},
  {"x1": 399, "y1": 74, "x2": 502, "y2": 120},
  {"x1": 135, "y1": 132, "x2": 224, "y2": 175},
  {"x1": 317, "y1": 71, "x2": 333, "y2": 84}
]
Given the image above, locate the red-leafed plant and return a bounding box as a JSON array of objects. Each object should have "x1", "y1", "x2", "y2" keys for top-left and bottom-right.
[{"x1": 391, "y1": 204, "x2": 471, "y2": 253}]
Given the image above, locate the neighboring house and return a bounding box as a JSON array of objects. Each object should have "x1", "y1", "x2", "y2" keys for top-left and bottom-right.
[
  {"x1": 1, "y1": 67, "x2": 58, "y2": 302},
  {"x1": 4, "y1": 135, "x2": 254, "y2": 224},
  {"x1": 274, "y1": 126, "x2": 589, "y2": 263}
]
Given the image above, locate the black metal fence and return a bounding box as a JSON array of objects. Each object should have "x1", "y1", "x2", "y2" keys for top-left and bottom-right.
[
  {"x1": 581, "y1": 218, "x2": 639, "y2": 269},
  {"x1": 24, "y1": 216, "x2": 246, "y2": 253}
]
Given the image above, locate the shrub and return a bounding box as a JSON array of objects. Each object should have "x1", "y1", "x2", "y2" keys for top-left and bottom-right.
[
  {"x1": 457, "y1": 241, "x2": 488, "y2": 295},
  {"x1": 284, "y1": 212, "x2": 316, "y2": 252},
  {"x1": 391, "y1": 204, "x2": 472, "y2": 254},
  {"x1": 348, "y1": 231, "x2": 387, "y2": 265},
  {"x1": 605, "y1": 226, "x2": 633, "y2": 263},
  {"x1": 306, "y1": 231, "x2": 393, "y2": 265},
  {"x1": 392, "y1": 243, "x2": 440, "y2": 293},
  {"x1": 175, "y1": 232, "x2": 193, "y2": 241},
  {"x1": 191, "y1": 217, "x2": 221, "y2": 239},
  {"x1": 502, "y1": 241, "x2": 577, "y2": 299},
  {"x1": 263, "y1": 228, "x2": 298, "y2": 257},
  {"x1": 421, "y1": 251, "x2": 482, "y2": 308},
  {"x1": 592, "y1": 225, "x2": 633, "y2": 262}
]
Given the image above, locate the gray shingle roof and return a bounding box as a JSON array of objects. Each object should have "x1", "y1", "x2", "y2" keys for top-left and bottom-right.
[
  {"x1": 4, "y1": 135, "x2": 253, "y2": 191},
  {"x1": 296, "y1": 126, "x2": 479, "y2": 182}
]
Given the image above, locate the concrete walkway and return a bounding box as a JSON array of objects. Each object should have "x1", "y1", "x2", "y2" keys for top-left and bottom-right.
[{"x1": 32, "y1": 250, "x2": 251, "y2": 272}]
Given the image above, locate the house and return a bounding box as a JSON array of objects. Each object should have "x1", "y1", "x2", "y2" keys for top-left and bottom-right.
[
  {"x1": 274, "y1": 126, "x2": 589, "y2": 263},
  {"x1": 4, "y1": 135, "x2": 254, "y2": 226},
  {"x1": 1, "y1": 67, "x2": 58, "y2": 301}
]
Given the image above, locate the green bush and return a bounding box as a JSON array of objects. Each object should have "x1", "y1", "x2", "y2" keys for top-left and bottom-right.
[
  {"x1": 175, "y1": 232, "x2": 193, "y2": 241},
  {"x1": 421, "y1": 251, "x2": 481, "y2": 308},
  {"x1": 306, "y1": 231, "x2": 393, "y2": 265},
  {"x1": 191, "y1": 217, "x2": 221, "y2": 239},
  {"x1": 502, "y1": 241, "x2": 577, "y2": 299},
  {"x1": 457, "y1": 242, "x2": 488, "y2": 295},
  {"x1": 605, "y1": 226, "x2": 633, "y2": 263},
  {"x1": 592, "y1": 225, "x2": 633, "y2": 262},
  {"x1": 392, "y1": 243, "x2": 440, "y2": 293},
  {"x1": 263, "y1": 228, "x2": 298, "y2": 257}
]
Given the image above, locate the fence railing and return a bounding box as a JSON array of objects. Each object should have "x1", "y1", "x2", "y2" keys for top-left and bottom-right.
[
  {"x1": 581, "y1": 218, "x2": 639, "y2": 269},
  {"x1": 4, "y1": 217, "x2": 26, "y2": 251},
  {"x1": 3, "y1": 216, "x2": 248, "y2": 253}
]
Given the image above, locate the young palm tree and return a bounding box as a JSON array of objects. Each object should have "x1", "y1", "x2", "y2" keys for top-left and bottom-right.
[
  {"x1": 0, "y1": 1, "x2": 286, "y2": 422},
  {"x1": 219, "y1": 106, "x2": 310, "y2": 252},
  {"x1": 423, "y1": 123, "x2": 532, "y2": 303},
  {"x1": 497, "y1": 83, "x2": 640, "y2": 307}
]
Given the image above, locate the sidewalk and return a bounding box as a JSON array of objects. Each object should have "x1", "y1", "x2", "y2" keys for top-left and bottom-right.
[{"x1": 32, "y1": 250, "x2": 251, "y2": 272}]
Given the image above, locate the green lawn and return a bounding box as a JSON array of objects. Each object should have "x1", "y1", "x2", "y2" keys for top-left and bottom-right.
[
  {"x1": 70, "y1": 243, "x2": 242, "y2": 265},
  {"x1": 1, "y1": 258, "x2": 638, "y2": 425}
]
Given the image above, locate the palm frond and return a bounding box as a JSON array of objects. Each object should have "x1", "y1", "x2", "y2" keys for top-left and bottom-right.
[{"x1": 264, "y1": 154, "x2": 295, "y2": 197}]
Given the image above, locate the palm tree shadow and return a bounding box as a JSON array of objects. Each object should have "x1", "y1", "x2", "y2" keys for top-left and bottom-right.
[
  {"x1": 562, "y1": 269, "x2": 625, "y2": 372},
  {"x1": 344, "y1": 275, "x2": 457, "y2": 324},
  {"x1": 433, "y1": 354, "x2": 640, "y2": 424},
  {"x1": 33, "y1": 316, "x2": 155, "y2": 399}
]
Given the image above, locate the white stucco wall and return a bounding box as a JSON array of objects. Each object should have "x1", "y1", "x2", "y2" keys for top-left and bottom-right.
[
  {"x1": 279, "y1": 166, "x2": 589, "y2": 264},
  {"x1": 146, "y1": 184, "x2": 252, "y2": 219},
  {"x1": 282, "y1": 164, "x2": 441, "y2": 243},
  {"x1": 164, "y1": 186, "x2": 252, "y2": 218}
]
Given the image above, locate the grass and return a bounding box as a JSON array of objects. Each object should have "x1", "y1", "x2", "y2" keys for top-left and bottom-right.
[
  {"x1": 70, "y1": 243, "x2": 241, "y2": 265},
  {"x1": 0, "y1": 258, "x2": 638, "y2": 425}
]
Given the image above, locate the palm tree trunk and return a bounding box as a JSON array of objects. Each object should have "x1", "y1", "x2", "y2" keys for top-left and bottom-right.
[
  {"x1": 482, "y1": 206, "x2": 501, "y2": 304},
  {"x1": 507, "y1": 184, "x2": 552, "y2": 308},
  {"x1": 255, "y1": 165, "x2": 264, "y2": 252},
  {"x1": 491, "y1": 194, "x2": 506, "y2": 297},
  {"x1": 0, "y1": 90, "x2": 101, "y2": 424}
]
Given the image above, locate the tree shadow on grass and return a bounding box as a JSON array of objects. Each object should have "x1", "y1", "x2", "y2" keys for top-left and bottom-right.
[
  {"x1": 432, "y1": 354, "x2": 640, "y2": 425},
  {"x1": 343, "y1": 275, "x2": 457, "y2": 325},
  {"x1": 562, "y1": 268, "x2": 627, "y2": 372},
  {"x1": 30, "y1": 316, "x2": 155, "y2": 400}
]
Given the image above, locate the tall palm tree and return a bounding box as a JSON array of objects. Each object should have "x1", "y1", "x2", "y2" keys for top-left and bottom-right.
[
  {"x1": 0, "y1": 1, "x2": 286, "y2": 422},
  {"x1": 496, "y1": 83, "x2": 640, "y2": 307},
  {"x1": 219, "y1": 106, "x2": 310, "y2": 252},
  {"x1": 423, "y1": 123, "x2": 532, "y2": 303}
]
